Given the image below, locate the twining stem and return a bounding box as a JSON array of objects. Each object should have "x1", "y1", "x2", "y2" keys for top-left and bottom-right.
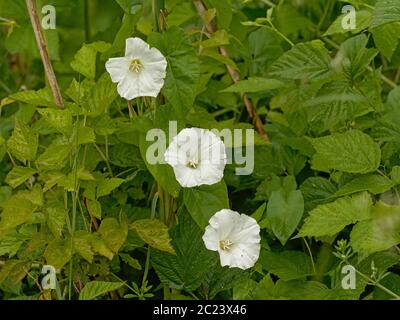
[
  {"x1": 343, "y1": 259, "x2": 400, "y2": 300},
  {"x1": 26, "y1": 0, "x2": 64, "y2": 108},
  {"x1": 193, "y1": 0, "x2": 271, "y2": 144}
]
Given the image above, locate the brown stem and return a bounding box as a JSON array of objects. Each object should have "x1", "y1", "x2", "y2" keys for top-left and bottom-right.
[
  {"x1": 193, "y1": 0, "x2": 270, "y2": 144},
  {"x1": 26, "y1": 0, "x2": 64, "y2": 108}
]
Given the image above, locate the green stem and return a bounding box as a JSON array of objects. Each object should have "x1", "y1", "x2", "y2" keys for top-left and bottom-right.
[
  {"x1": 344, "y1": 259, "x2": 400, "y2": 300},
  {"x1": 152, "y1": 0, "x2": 165, "y2": 32},
  {"x1": 93, "y1": 143, "x2": 113, "y2": 177},
  {"x1": 84, "y1": 0, "x2": 90, "y2": 42},
  {"x1": 302, "y1": 238, "x2": 316, "y2": 274},
  {"x1": 314, "y1": 243, "x2": 333, "y2": 281}
]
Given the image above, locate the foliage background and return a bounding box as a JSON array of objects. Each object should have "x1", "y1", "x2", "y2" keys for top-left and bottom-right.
[{"x1": 1, "y1": 0, "x2": 400, "y2": 300}]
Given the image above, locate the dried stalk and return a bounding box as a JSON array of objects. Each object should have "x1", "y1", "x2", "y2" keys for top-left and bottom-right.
[
  {"x1": 193, "y1": 0, "x2": 270, "y2": 144},
  {"x1": 26, "y1": 0, "x2": 64, "y2": 108}
]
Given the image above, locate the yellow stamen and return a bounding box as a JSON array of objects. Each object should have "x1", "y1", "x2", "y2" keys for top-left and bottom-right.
[
  {"x1": 219, "y1": 239, "x2": 233, "y2": 251},
  {"x1": 130, "y1": 59, "x2": 143, "y2": 73}
]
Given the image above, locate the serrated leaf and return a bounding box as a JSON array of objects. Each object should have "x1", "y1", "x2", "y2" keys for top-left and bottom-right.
[
  {"x1": 310, "y1": 130, "x2": 381, "y2": 174},
  {"x1": 265, "y1": 251, "x2": 314, "y2": 281},
  {"x1": 79, "y1": 281, "x2": 123, "y2": 300},
  {"x1": 119, "y1": 253, "x2": 142, "y2": 270},
  {"x1": 297, "y1": 192, "x2": 372, "y2": 238},
  {"x1": 148, "y1": 27, "x2": 200, "y2": 118},
  {"x1": 44, "y1": 239, "x2": 73, "y2": 269},
  {"x1": 5, "y1": 166, "x2": 36, "y2": 188},
  {"x1": 130, "y1": 219, "x2": 175, "y2": 254},
  {"x1": 35, "y1": 138, "x2": 71, "y2": 170},
  {"x1": 371, "y1": 22, "x2": 400, "y2": 60},
  {"x1": 84, "y1": 73, "x2": 118, "y2": 117},
  {"x1": 270, "y1": 42, "x2": 332, "y2": 81},
  {"x1": 221, "y1": 78, "x2": 284, "y2": 93},
  {"x1": 97, "y1": 178, "x2": 124, "y2": 198},
  {"x1": 151, "y1": 212, "x2": 215, "y2": 291},
  {"x1": 0, "y1": 195, "x2": 36, "y2": 235},
  {"x1": 183, "y1": 181, "x2": 229, "y2": 230},
  {"x1": 45, "y1": 207, "x2": 66, "y2": 239},
  {"x1": 324, "y1": 10, "x2": 372, "y2": 36},
  {"x1": 71, "y1": 41, "x2": 111, "y2": 79},
  {"x1": 98, "y1": 218, "x2": 128, "y2": 253},
  {"x1": 9, "y1": 88, "x2": 56, "y2": 107},
  {"x1": 334, "y1": 174, "x2": 394, "y2": 197},
  {"x1": 371, "y1": 0, "x2": 400, "y2": 28},
  {"x1": 38, "y1": 108, "x2": 73, "y2": 134},
  {"x1": 7, "y1": 120, "x2": 38, "y2": 162},
  {"x1": 350, "y1": 201, "x2": 400, "y2": 255}
]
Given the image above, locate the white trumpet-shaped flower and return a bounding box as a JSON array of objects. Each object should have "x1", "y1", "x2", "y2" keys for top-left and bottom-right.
[
  {"x1": 202, "y1": 209, "x2": 261, "y2": 270},
  {"x1": 164, "y1": 128, "x2": 227, "y2": 188},
  {"x1": 105, "y1": 37, "x2": 167, "y2": 100}
]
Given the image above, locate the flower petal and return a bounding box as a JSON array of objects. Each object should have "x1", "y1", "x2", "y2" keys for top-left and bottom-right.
[
  {"x1": 125, "y1": 37, "x2": 150, "y2": 59},
  {"x1": 105, "y1": 57, "x2": 130, "y2": 83}
]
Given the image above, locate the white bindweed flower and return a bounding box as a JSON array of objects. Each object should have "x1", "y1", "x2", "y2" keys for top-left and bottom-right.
[
  {"x1": 202, "y1": 209, "x2": 261, "y2": 270},
  {"x1": 164, "y1": 128, "x2": 227, "y2": 188},
  {"x1": 105, "y1": 37, "x2": 167, "y2": 100}
]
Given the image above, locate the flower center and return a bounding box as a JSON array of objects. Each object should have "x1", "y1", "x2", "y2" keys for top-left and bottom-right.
[
  {"x1": 129, "y1": 59, "x2": 143, "y2": 73},
  {"x1": 219, "y1": 239, "x2": 233, "y2": 251},
  {"x1": 187, "y1": 158, "x2": 199, "y2": 169}
]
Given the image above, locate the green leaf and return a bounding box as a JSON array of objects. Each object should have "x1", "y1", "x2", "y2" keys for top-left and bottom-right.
[
  {"x1": 98, "y1": 218, "x2": 128, "y2": 253},
  {"x1": 35, "y1": 138, "x2": 71, "y2": 170},
  {"x1": 264, "y1": 251, "x2": 314, "y2": 281},
  {"x1": 300, "y1": 177, "x2": 337, "y2": 210},
  {"x1": 38, "y1": 108, "x2": 73, "y2": 134},
  {"x1": 371, "y1": 23, "x2": 400, "y2": 60},
  {"x1": 7, "y1": 120, "x2": 38, "y2": 162},
  {"x1": 371, "y1": 0, "x2": 400, "y2": 28},
  {"x1": 44, "y1": 239, "x2": 73, "y2": 269},
  {"x1": 45, "y1": 207, "x2": 66, "y2": 239},
  {"x1": 251, "y1": 202, "x2": 266, "y2": 222},
  {"x1": 334, "y1": 174, "x2": 394, "y2": 197},
  {"x1": 221, "y1": 78, "x2": 284, "y2": 93},
  {"x1": 204, "y1": 0, "x2": 232, "y2": 30},
  {"x1": 97, "y1": 178, "x2": 124, "y2": 198},
  {"x1": 71, "y1": 41, "x2": 111, "y2": 79},
  {"x1": 350, "y1": 201, "x2": 400, "y2": 255},
  {"x1": 270, "y1": 41, "x2": 332, "y2": 81},
  {"x1": 84, "y1": 73, "x2": 118, "y2": 117},
  {"x1": 0, "y1": 234, "x2": 24, "y2": 257},
  {"x1": 334, "y1": 34, "x2": 378, "y2": 80},
  {"x1": 73, "y1": 231, "x2": 95, "y2": 263},
  {"x1": 202, "y1": 265, "x2": 248, "y2": 299},
  {"x1": 5, "y1": 166, "x2": 36, "y2": 188},
  {"x1": 148, "y1": 27, "x2": 200, "y2": 117},
  {"x1": 266, "y1": 176, "x2": 304, "y2": 245},
  {"x1": 9, "y1": 88, "x2": 56, "y2": 107},
  {"x1": 324, "y1": 10, "x2": 372, "y2": 36},
  {"x1": 310, "y1": 130, "x2": 381, "y2": 174},
  {"x1": 297, "y1": 192, "x2": 372, "y2": 238},
  {"x1": 200, "y1": 30, "x2": 230, "y2": 48},
  {"x1": 130, "y1": 219, "x2": 175, "y2": 254},
  {"x1": 119, "y1": 253, "x2": 142, "y2": 270},
  {"x1": 151, "y1": 212, "x2": 215, "y2": 291},
  {"x1": 79, "y1": 281, "x2": 123, "y2": 300},
  {"x1": 0, "y1": 194, "x2": 36, "y2": 235},
  {"x1": 139, "y1": 135, "x2": 181, "y2": 198},
  {"x1": 304, "y1": 80, "x2": 372, "y2": 133},
  {"x1": 183, "y1": 181, "x2": 229, "y2": 229}
]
